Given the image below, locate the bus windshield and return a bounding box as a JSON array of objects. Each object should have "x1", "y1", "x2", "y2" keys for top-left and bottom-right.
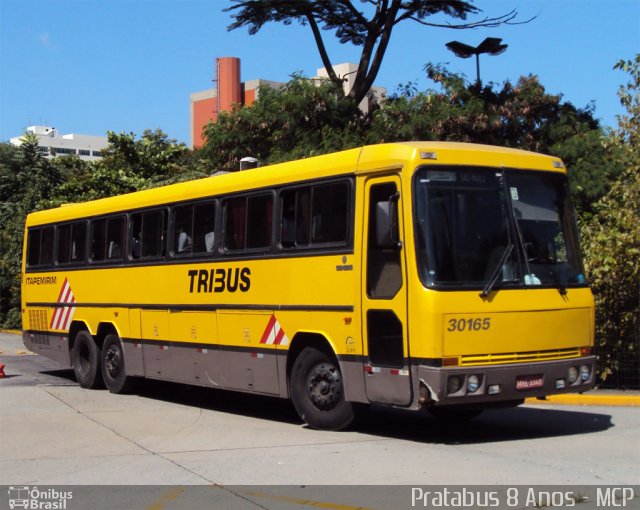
[{"x1": 414, "y1": 167, "x2": 586, "y2": 290}]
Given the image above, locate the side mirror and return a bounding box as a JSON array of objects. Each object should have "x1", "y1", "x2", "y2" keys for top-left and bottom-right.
[{"x1": 375, "y1": 192, "x2": 401, "y2": 249}]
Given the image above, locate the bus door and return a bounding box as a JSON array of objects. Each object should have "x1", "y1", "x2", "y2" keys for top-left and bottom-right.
[{"x1": 362, "y1": 176, "x2": 412, "y2": 405}]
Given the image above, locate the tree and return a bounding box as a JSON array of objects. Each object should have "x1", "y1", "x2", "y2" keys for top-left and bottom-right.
[
  {"x1": 201, "y1": 74, "x2": 365, "y2": 169},
  {"x1": 225, "y1": 0, "x2": 528, "y2": 106},
  {"x1": 579, "y1": 55, "x2": 640, "y2": 386},
  {"x1": 98, "y1": 129, "x2": 196, "y2": 185},
  {"x1": 367, "y1": 64, "x2": 617, "y2": 214},
  {"x1": 0, "y1": 136, "x2": 62, "y2": 327},
  {"x1": 0, "y1": 129, "x2": 203, "y2": 328}
]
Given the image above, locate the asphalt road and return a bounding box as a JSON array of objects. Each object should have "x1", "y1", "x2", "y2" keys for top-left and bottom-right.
[{"x1": 0, "y1": 332, "x2": 639, "y2": 509}]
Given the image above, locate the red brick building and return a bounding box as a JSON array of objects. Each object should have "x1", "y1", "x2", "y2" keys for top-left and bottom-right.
[{"x1": 190, "y1": 57, "x2": 386, "y2": 149}]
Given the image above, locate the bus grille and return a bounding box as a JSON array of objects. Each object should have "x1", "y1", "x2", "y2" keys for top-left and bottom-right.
[
  {"x1": 29, "y1": 309, "x2": 48, "y2": 331},
  {"x1": 459, "y1": 348, "x2": 582, "y2": 366}
]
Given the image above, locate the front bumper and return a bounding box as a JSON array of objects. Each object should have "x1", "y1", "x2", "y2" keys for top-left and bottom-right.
[{"x1": 417, "y1": 355, "x2": 596, "y2": 407}]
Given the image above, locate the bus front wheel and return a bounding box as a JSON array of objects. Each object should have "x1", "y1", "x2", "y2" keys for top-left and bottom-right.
[
  {"x1": 101, "y1": 334, "x2": 134, "y2": 394},
  {"x1": 71, "y1": 330, "x2": 103, "y2": 389},
  {"x1": 290, "y1": 347, "x2": 358, "y2": 431}
]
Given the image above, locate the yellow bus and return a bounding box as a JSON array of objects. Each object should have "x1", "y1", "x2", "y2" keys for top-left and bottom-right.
[{"x1": 21, "y1": 142, "x2": 595, "y2": 430}]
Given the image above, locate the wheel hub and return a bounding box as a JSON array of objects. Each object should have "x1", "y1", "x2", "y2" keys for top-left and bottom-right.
[
  {"x1": 105, "y1": 345, "x2": 121, "y2": 378},
  {"x1": 306, "y1": 362, "x2": 342, "y2": 410}
]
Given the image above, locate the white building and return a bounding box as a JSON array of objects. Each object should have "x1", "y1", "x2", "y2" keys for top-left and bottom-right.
[
  {"x1": 10, "y1": 126, "x2": 109, "y2": 161},
  {"x1": 315, "y1": 62, "x2": 387, "y2": 114}
]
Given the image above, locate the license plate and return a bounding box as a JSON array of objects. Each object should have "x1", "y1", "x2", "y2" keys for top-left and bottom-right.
[{"x1": 516, "y1": 374, "x2": 544, "y2": 390}]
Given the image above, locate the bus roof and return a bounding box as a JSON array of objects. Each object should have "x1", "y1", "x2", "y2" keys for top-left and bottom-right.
[{"x1": 26, "y1": 141, "x2": 565, "y2": 226}]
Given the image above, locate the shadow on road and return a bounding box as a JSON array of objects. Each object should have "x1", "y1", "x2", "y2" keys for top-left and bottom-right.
[{"x1": 15, "y1": 362, "x2": 614, "y2": 445}]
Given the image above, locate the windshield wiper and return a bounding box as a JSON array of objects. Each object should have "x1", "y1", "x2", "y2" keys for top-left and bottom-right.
[
  {"x1": 550, "y1": 269, "x2": 568, "y2": 296},
  {"x1": 480, "y1": 243, "x2": 514, "y2": 298}
]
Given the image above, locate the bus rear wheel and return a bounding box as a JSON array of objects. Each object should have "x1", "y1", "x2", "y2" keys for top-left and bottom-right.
[
  {"x1": 101, "y1": 334, "x2": 134, "y2": 394},
  {"x1": 290, "y1": 347, "x2": 358, "y2": 431},
  {"x1": 71, "y1": 330, "x2": 103, "y2": 389}
]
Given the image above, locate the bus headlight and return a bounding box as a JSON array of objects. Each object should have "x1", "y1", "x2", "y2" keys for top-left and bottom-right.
[
  {"x1": 447, "y1": 376, "x2": 462, "y2": 395},
  {"x1": 568, "y1": 366, "x2": 578, "y2": 384},
  {"x1": 580, "y1": 365, "x2": 591, "y2": 382},
  {"x1": 467, "y1": 375, "x2": 480, "y2": 393}
]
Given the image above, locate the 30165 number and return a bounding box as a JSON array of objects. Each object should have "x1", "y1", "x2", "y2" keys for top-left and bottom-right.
[{"x1": 447, "y1": 317, "x2": 491, "y2": 332}]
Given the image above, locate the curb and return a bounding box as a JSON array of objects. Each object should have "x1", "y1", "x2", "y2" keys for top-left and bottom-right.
[
  {"x1": 0, "y1": 330, "x2": 21, "y2": 335},
  {"x1": 526, "y1": 393, "x2": 640, "y2": 407}
]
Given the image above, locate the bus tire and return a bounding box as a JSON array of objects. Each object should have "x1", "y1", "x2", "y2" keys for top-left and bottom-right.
[
  {"x1": 101, "y1": 334, "x2": 134, "y2": 394},
  {"x1": 290, "y1": 347, "x2": 358, "y2": 431},
  {"x1": 71, "y1": 330, "x2": 104, "y2": 389}
]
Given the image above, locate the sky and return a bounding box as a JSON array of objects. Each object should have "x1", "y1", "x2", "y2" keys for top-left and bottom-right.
[{"x1": 1, "y1": 0, "x2": 638, "y2": 147}]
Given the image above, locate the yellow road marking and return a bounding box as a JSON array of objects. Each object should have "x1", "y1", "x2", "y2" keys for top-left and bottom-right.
[
  {"x1": 526, "y1": 394, "x2": 640, "y2": 407},
  {"x1": 241, "y1": 490, "x2": 375, "y2": 510},
  {"x1": 146, "y1": 486, "x2": 185, "y2": 510}
]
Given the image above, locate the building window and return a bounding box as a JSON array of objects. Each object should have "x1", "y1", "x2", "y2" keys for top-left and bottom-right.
[
  {"x1": 51, "y1": 147, "x2": 77, "y2": 155},
  {"x1": 78, "y1": 149, "x2": 91, "y2": 156},
  {"x1": 92, "y1": 150, "x2": 102, "y2": 157}
]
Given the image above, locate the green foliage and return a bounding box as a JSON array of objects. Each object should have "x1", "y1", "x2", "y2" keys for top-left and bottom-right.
[
  {"x1": 0, "y1": 129, "x2": 201, "y2": 328},
  {"x1": 0, "y1": 137, "x2": 62, "y2": 327},
  {"x1": 225, "y1": 0, "x2": 523, "y2": 105},
  {"x1": 369, "y1": 64, "x2": 618, "y2": 214},
  {"x1": 201, "y1": 75, "x2": 365, "y2": 169},
  {"x1": 579, "y1": 55, "x2": 640, "y2": 385}
]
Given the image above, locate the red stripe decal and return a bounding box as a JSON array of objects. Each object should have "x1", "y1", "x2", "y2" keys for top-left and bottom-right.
[
  {"x1": 259, "y1": 314, "x2": 277, "y2": 344},
  {"x1": 274, "y1": 327, "x2": 286, "y2": 345}
]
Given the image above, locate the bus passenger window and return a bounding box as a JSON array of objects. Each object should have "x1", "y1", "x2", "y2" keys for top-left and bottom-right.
[
  {"x1": 193, "y1": 202, "x2": 216, "y2": 253},
  {"x1": 173, "y1": 205, "x2": 193, "y2": 255},
  {"x1": 280, "y1": 188, "x2": 310, "y2": 248},
  {"x1": 311, "y1": 182, "x2": 348, "y2": 244},
  {"x1": 246, "y1": 194, "x2": 272, "y2": 249},
  {"x1": 106, "y1": 217, "x2": 125, "y2": 260},
  {"x1": 70, "y1": 222, "x2": 86, "y2": 262},
  {"x1": 91, "y1": 219, "x2": 107, "y2": 261},
  {"x1": 56, "y1": 224, "x2": 72, "y2": 264},
  {"x1": 224, "y1": 197, "x2": 246, "y2": 251},
  {"x1": 40, "y1": 227, "x2": 55, "y2": 266},
  {"x1": 131, "y1": 210, "x2": 166, "y2": 259},
  {"x1": 27, "y1": 229, "x2": 42, "y2": 267},
  {"x1": 26, "y1": 226, "x2": 56, "y2": 267}
]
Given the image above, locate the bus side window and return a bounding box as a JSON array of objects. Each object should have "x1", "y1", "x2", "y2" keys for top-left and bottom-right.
[
  {"x1": 40, "y1": 226, "x2": 55, "y2": 266},
  {"x1": 56, "y1": 221, "x2": 87, "y2": 265},
  {"x1": 27, "y1": 229, "x2": 42, "y2": 267},
  {"x1": 193, "y1": 201, "x2": 216, "y2": 253},
  {"x1": 56, "y1": 224, "x2": 72, "y2": 264},
  {"x1": 280, "y1": 188, "x2": 310, "y2": 248},
  {"x1": 173, "y1": 204, "x2": 193, "y2": 255},
  {"x1": 130, "y1": 213, "x2": 142, "y2": 259},
  {"x1": 246, "y1": 194, "x2": 272, "y2": 249},
  {"x1": 224, "y1": 197, "x2": 246, "y2": 251},
  {"x1": 26, "y1": 226, "x2": 57, "y2": 268},
  {"x1": 70, "y1": 222, "x2": 87, "y2": 262},
  {"x1": 91, "y1": 219, "x2": 107, "y2": 261},
  {"x1": 130, "y1": 210, "x2": 166, "y2": 259},
  {"x1": 106, "y1": 217, "x2": 125, "y2": 260},
  {"x1": 311, "y1": 182, "x2": 348, "y2": 244}
]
